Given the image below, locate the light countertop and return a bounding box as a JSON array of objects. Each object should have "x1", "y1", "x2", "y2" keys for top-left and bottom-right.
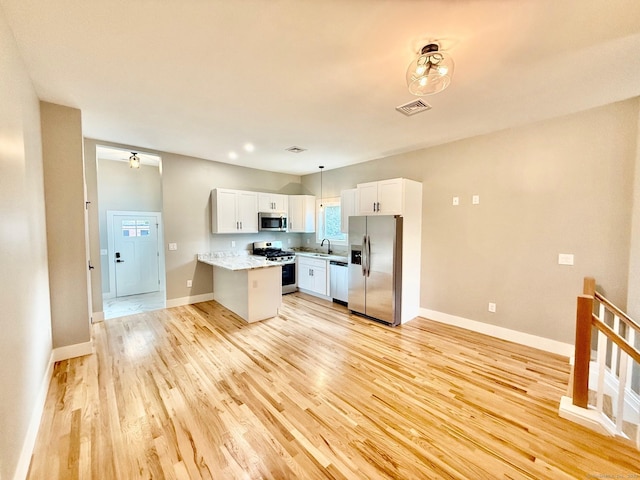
[{"x1": 197, "y1": 252, "x2": 282, "y2": 271}]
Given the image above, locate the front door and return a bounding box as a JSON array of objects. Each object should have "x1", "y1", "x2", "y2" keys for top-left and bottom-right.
[{"x1": 113, "y1": 213, "x2": 160, "y2": 297}]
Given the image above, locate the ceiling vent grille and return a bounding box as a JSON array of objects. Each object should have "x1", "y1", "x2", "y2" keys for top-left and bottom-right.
[
  {"x1": 285, "y1": 146, "x2": 307, "y2": 153},
  {"x1": 395, "y1": 99, "x2": 432, "y2": 116}
]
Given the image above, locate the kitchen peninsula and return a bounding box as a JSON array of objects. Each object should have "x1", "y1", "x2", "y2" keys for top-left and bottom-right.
[{"x1": 197, "y1": 252, "x2": 282, "y2": 322}]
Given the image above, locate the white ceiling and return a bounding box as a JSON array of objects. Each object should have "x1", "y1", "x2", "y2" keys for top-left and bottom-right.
[{"x1": 2, "y1": 1, "x2": 640, "y2": 175}]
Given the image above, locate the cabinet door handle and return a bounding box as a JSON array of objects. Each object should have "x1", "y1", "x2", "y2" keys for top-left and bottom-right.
[
  {"x1": 310, "y1": 269, "x2": 313, "y2": 277},
  {"x1": 240, "y1": 221, "x2": 243, "y2": 230},
  {"x1": 376, "y1": 202, "x2": 380, "y2": 212}
]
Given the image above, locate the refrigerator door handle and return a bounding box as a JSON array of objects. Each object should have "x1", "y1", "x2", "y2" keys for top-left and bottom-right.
[
  {"x1": 362, "y1": 235, "x2": 367, "y2": 276},
  {"x1": 368, "y1": 235, "x2": 371, "y2": 276}
]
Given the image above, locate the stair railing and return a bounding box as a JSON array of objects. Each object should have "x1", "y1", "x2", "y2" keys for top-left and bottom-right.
[{"x1": 572, "y1": 277, "x2": 640, "y2": 446}]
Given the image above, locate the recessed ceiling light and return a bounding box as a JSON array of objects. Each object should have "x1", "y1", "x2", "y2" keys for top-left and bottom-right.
[
  {"x1": 228, "y1": 151, "x2": 238, "y2": 160},
  {"x1": 243, "y1": 143, "x2": 255, "y2": 152}
]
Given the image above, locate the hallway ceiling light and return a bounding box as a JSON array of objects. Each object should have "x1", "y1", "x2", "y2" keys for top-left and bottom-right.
[
  {"x1": 406, "y1": 42, "x2": 454, "y2": 96},
  {"x1": 129, "y1": 152, "x2": 140, "y2": 169}
]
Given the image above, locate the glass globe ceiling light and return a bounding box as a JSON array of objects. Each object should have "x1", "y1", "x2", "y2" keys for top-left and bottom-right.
[
  {"x1": 406, "y1": 43, "x2": 454, "y2": 96},
  {"x1": 129, "y1": 152, "x2": 140, "y2": 169}
]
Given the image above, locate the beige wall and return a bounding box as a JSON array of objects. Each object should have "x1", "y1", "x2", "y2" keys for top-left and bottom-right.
[
  {"x1": 97, "y1": 159, "x2": 162, "y2": 295},
  {"x1": 302, "y1": 99, "x2": 639, "y2": 344},
  {"x1": 0, "y1": 8, "x2": 52, "y2": 480},
  {"x1": 40, "y1": 102, "x2": 91, "y2": 347},
  {"x1": 84, "y1": 138, "x2": 303, "y2": 307},
  {"x1": 628, "y1": 106, "x2": 640, "y2": 320},
  {"x1": 161, "y1": 152, "x2": 301, "y2": 300}
]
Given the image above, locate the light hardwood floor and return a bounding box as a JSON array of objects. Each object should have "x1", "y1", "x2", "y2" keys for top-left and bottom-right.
[{"x1": 28, "y1": 293, "x2": 640, "y2": 479}]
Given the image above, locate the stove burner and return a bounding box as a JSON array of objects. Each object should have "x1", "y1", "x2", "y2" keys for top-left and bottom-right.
[{"x1": 252, "y1": 240, "x2": 295, "y2": 263}]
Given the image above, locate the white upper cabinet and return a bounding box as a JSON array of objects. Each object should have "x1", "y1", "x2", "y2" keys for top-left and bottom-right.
[
  {"x1": 340, "y1": 188, "x2": 358, "y2": 233},
  {"x1": 357, "y1": 178, "x2": 410, "y2": 215},
  {"x1": 258, "y1": 193, "x2": 288, "y2": 212},
  {"x1": 288, "y1": 195, "x2": 315, "y2": 233},
  {"x1": 211, "y1": 188, "x2": 258, "y2": 233}
]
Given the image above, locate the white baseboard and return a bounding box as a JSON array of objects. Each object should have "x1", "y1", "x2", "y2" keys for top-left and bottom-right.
[
  {"x1": 558, "y1": 396, "x2": 617, "y2": 437},
  {"x1": 420, "y1": 308, "x2": 574, "y2": 357},
  {"x1": 165, "y1": 293, "x2": 214, "y2": 308},
  {"x1": 51, "y1": 340, "x2": 94, "y2": 363},
  {"x1": 13, "y1": 352, "x2": 54, "y2": 480},
  {"x1": 92, "y1": 311, "x2": 104, "y2": 323}
]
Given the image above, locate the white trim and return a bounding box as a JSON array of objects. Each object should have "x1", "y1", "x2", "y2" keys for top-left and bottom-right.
[
  {"x1": 165, "y1": 293, "x2": 215, "y2": 308},
  {"x1": 51, "y1": 341, "x2": 94, "y2": 363},
  {"x1": 92, "y1": 311, "x2": 104, "y2": 323},
  {"x1": 297, "y1": 288, "x2": 332, "y2": 302},
  {"x1": 13, "y1": 353, "x2": 54, "y2": 480},
  {"x1": 558, "y1": 396, "x2": 618, "y2": 437},
  {"x1": 420, "y1": 308, "x2": 574, "y2": 357}
]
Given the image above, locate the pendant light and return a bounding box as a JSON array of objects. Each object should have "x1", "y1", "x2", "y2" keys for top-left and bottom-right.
[
  {"x1": 406, "y1": 42, "x2": 454, "y2": 96},
  {"x1": 319, "y1": 165, "x2": 324, "y2": 210},
  {"x1": 129, "y1": 152, "x2": 141, "y2": 169}
]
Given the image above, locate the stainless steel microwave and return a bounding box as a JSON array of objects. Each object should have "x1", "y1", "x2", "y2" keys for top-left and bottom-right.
[{"x1": 258, "y1": 212, "x2": 287, "y2": 231}]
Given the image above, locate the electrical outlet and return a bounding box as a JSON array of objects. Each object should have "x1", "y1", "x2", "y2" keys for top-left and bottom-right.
[
  {"x1": 231, "y1": 240, "x2": 236, "y2": 248},
  {"x1": 288, "y1": 238, "x2": 291, "y2": 244},
  {"x1": 452, "y1": 196, "x2": 460, "y2": 206},
  {"x1": 186, "y1": 280, "x2": 192, "y2": 288},
  {"x1": 472, "y1": 195, "x2": 480, "y2": 205},
  {"x1": 488, "y1": 302, "x2": 496, "y2": 313},
  {"x1": 306, "y1": 238, "x2": 310, "y2": 244},
  {"x1": 168, "y1": 243, "x2": 177, "y2": 251}
]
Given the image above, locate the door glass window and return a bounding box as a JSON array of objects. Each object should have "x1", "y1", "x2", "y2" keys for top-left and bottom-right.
[{"x1": 122, "y1": 219, "x2": 151, "y2": 237}]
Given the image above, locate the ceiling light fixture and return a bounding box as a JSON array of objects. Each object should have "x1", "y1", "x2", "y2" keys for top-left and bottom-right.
[
  {"x1": 228, "y1": 151, "x2": 238, "y2": 160},
  {"x1": 406, "y1": 42, "x2": 454, "y2": 96},
  {"x1": 129, "y1": 152, "x2": 140, "y2": 169},
  {"x1": 243, "y1": 143, "x2": 255, "y2": 152},
  {"x1": 319, "y1": 165, "x2": 324, "y2": 210}
]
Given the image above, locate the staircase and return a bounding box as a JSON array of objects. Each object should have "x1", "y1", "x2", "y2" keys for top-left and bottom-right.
[{"x1": 559, "y1": 277, "x2": 640, "y2": 448}]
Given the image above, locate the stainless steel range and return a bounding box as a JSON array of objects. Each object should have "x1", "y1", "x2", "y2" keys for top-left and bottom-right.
[{"x1": 252, "y1": 241, "x2": 296, "y2": 294}]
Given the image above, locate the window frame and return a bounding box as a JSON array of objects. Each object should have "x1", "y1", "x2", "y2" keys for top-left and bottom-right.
[{"x1": 315, "y1": 197, "x2": 347, "y2": 246}]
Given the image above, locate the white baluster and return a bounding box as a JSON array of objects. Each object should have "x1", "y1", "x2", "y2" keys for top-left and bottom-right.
[
  {"x1": 611, "y1": 314, "x2": 620, "y2": 375},
  {"x1": 615, "y1": 352, "x2": 628, "y2": 434},
  {"x1": 626, "y1": 328, "x2": 635, "y2": 394},
  {"x1": 596, "y1": 329, "x2": 607, "y2": 414}
]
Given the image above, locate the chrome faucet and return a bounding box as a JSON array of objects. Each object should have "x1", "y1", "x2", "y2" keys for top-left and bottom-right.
[{"x1": 321, "y1": 238, "x2": 332, "y2": 254}]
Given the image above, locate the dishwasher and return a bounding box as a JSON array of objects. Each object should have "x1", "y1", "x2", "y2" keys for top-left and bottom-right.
[{"x1": 329, "y1": 260, "x2": 348, "y2": 305}]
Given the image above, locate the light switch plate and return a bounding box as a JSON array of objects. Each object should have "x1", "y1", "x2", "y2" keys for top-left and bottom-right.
[
  {"x1": 168, "y1": 243, "x2": 177, "y2": 251},
  {"x1": 186, "y1": 280, "x2": 192, "y2": 288},
  {"x1": 472, "y1": 195, "x2": 480, "y2": 205},
  {"x1": 558, "y1": 253, "x2": 574, "y2": 265},
  {"x1": 452, "y1": 196, "x2": 460, "y2": 206},
  {"x1": 488, "y1": 302, "x2": 496, "y2": 313}
]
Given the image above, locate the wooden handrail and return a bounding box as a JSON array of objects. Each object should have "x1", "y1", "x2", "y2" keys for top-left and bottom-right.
[
  {"x1": 592, "y1": 314, "x2": 640, "y2": 364},
  {"x1": 594, "y1": 291, "x2": 640, "y2": 334},
  {"x1": 583, "y1": 276, "x2": 640, "y2": 333}
]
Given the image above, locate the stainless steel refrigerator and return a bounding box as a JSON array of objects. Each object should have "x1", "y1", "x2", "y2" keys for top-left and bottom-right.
[{"x1": 348, "y1": 215, "x2": 403, "y2": 326}]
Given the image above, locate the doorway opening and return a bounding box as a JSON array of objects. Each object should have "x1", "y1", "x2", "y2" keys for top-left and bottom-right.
[{"x1": 96, "y1": 145, "x2": 165, "y2": 319}]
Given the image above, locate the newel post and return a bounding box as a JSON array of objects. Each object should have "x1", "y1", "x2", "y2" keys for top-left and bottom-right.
[
  {"x1": 583, "y1": 277, "x2": 596, "y2": 296},
  {"x1": 572, "y1": 294, "x2": 594, "y2": 408}
]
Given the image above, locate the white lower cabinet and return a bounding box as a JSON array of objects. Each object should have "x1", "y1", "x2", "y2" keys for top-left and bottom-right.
[{"x1": 297, "y1": 256, "x2": 328, "y2": 296}]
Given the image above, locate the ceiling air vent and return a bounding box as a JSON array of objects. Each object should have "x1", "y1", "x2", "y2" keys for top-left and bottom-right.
[
  {"x1": 285, "y1": 146, "x2": 307, "y2": 153},
  {"x1": 396, "y1": 99, "x2": 432, "y2": 116}
]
